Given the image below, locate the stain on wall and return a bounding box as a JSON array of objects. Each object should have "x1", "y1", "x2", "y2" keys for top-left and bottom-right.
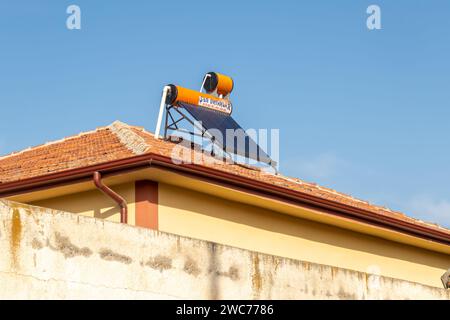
[
  {"x1": 99, "y1": 248, "x2": 132, "y2": 264},
  {"x1": 31, "y1": 238, "x2": 44, "y2": 250},
  {"x1": 49, "y1": 232, "x2": 92, "y2": 258},
  {"x1": 145, "y1": 255, "x2": 172, "y2": 272},
  {"x1": 252, "y1": 253, "x2": 262, "y2": 298},
  {"x1": 10, "y1": 209, "x2": 22, "y2": 270},
  {"x1": 184, "y1": 257, "x2": 201, "y2": 276},
  {"x1": 216, "y1": 266, "x2": 239, "y2": 281}
]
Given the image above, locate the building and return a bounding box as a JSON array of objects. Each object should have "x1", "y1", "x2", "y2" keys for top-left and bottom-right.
[{"x1": 0, "y1": 120, "x2": 449, "y2": 299}]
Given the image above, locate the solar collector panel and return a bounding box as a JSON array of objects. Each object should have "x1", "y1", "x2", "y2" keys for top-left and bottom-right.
[{"x1": 179, "y1": 102, "x2": 272, "y2": 165}]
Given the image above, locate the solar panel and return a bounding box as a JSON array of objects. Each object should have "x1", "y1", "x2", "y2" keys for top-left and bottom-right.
[{"x1": 179, "y1": 102, "x2": 272, "y2": 165}]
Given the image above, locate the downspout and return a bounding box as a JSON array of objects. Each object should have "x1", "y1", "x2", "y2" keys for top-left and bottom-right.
[{"x1": 93, "y1": 171, "x2": 128, "y2": 224}]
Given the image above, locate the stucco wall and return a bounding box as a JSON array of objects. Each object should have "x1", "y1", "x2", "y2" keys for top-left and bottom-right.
[{"x1": 0, "y1": 199, "x2": 448, "y2": 300}]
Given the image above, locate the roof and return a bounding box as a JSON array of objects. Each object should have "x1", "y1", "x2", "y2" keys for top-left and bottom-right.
[{"x1": 0, "y1": 120, "x2": 449, "y2": 239}]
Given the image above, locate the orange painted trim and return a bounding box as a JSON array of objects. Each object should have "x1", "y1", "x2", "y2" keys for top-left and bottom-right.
[{"x1": 135, "y1": 180, "x2": 158, "y2": 230}]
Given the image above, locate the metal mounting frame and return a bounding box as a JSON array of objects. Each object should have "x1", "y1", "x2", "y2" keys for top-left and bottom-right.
[{"x1": 163, "y1": 104, "x2": 235, "y2": 162}]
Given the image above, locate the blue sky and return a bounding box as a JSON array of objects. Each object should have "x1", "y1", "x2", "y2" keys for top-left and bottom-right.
[{"x1": 1, "y1": 1, "x2": 449, "y2": 227}]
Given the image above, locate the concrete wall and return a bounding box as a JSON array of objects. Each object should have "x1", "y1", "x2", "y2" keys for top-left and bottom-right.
[{"x1": 0, "y1": 199, "x2": 449, "y2": 300}]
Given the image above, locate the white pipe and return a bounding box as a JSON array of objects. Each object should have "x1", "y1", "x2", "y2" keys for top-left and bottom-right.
[
  {"x1": 199, "y1": 74, "x2": 211, "y2": 92},
  {"x1": 155, "y1": 86, "x2": 170, "y2": 139}
]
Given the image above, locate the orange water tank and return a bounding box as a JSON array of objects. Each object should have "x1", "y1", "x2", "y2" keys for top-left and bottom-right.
[
  {"x1": 203, "y1": 72, "x2": 234, "y2": 97},
  {"x1": 165, "y1": 84, "x2": 232, "y2": 115}
]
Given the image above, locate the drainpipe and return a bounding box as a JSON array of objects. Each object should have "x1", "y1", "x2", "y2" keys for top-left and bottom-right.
[{"x1": 93, "y1": 171, "x2": 128, "y2": 224}]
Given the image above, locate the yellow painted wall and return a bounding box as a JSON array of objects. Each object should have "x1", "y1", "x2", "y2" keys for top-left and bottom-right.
[
  {"x1": 30, "y1": 183, "x2": 136, "y2": 225},
  {"x1": 158, "y1": 183, "x2": 450, "y2": 288}
]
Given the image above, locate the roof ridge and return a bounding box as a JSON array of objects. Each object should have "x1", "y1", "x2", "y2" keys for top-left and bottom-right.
[
  {"x1": 0, "y1": 125, "x2": 111, "y2": 162},
  {"x1": 107, "y1": 121, "x2": 150, "y2": 155},
  {"x1": 126, "y1": 124, "x2": 157, "y2": 138}
]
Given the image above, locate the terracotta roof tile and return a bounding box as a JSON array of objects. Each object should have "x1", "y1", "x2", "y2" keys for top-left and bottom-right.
[
  {"x1": 0, "y1": 120, "x2": 449, "y2": 236},
  {"x1": 0, "y1": 125, "x2": 135, "y2": 183}
]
